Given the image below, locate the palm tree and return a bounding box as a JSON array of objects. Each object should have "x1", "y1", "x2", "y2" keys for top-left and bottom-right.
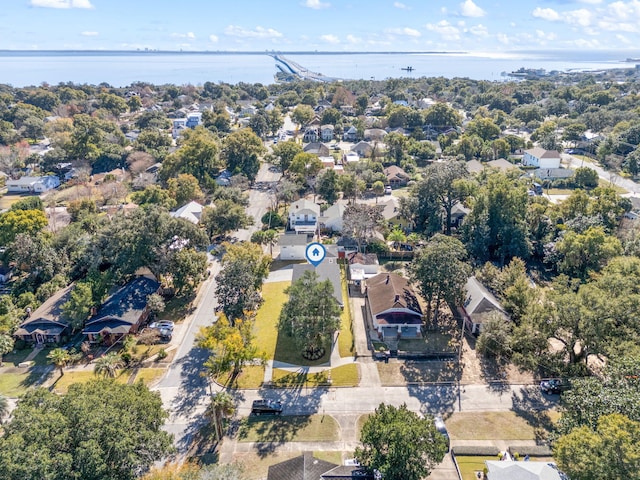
[
  {"x1": 387, "y1": 227, "x2": 407, "y2": 251},
  {"x1": 0, "y1": 394, "x2": 8, "y2": 424},
  {"x1": 206, "y1": 392, "x2": 236, "y2": 442},
  {"x1": 47, "y1": 348, "x2": 71, "y2": 377},
  {"x1": 263, "y1": 229, "x2": 278, "y2": 257},
  {"x1": 0, "y1": 334, "x2": 14, "y2": 367},
  {"x1": 93, "y1": 352, "x2": 124, "y2": 379}
]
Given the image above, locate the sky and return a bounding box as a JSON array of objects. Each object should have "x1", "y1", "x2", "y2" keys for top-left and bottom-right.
[{"x1": 2, "y1": 0, "x2": 640, "y2": 52}]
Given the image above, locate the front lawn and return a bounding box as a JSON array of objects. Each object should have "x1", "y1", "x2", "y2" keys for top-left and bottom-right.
[
  {"x1": 237, "y1": 414, "x2": 339, "y2": 443},
  {"x1": 455, "y1": 455, "x2": 495, "y2": 480},
  {"x1": 272, "y1": 364, "x2": 359, "y2": 387},
  {"x1": 397, "y1": 332, "x2": 456, "y2": 353},
  {"x1": 218, "y1": 365, "x2": 265, "y2": 389},
  {"x1": 447, "y1": 411, "x2": 556, "y2": 441},
  {"x1": 253, "y1": 281, "x2": 290, "y2": 361},
  {"x1": 49, "y1": 369, "x2": 130, "y2": 394},
  {"x1": 130, "y1": 368, "x2": 166, "y2": 386}
]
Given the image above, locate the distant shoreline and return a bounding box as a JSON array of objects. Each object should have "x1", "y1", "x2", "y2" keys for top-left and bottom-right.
[{"x1": 0, "y1": 50, "x2": 467, "y2": 56}]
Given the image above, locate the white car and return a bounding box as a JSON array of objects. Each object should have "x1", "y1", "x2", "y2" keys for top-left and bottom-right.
[{"x1": 384, "y1": 185, "x2": 392, "y2": 195}]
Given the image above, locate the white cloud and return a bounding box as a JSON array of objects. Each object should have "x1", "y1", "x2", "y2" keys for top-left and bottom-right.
[
  {"x1": 579, "y1": 0, "x2": 602, "y2": 3},
  {"x1": 532, "y1": 7, "x2": 561, "y2": 21},
  {"x1": 303, "y1": 0, "x2": 330, "y2": 9},
  {"x1": 385, "y1": 27, "x2": 421, "y2": 37},
  {"x1": 496, "y1": 33, "x2": 510, "y2": 45},
  {"x1": 536, "y1": 29, "x2": 557, "y2": 41},
  {"x1": 31, "y1": 0, "x2": 94, "y2": 8},
  {"x1": 224, "y1": 25, "x2": 283, "y2": 39},
  {"x1": 393, "y1": 2, "x2": 409, "y2": 9},
  {"x1": 320, "y1": 34, "x2": 340, "y2": 44},
  {"x1": 616, "y1": 33, "x2": 632, "y2": 43},
  {"x1": 460, "y1": 0, "x2": 486, "y2": 17},
  {"x1": 171, "y1": 32, "x2": 196, "y2": 39},
  {"x1": 426, "y1": 20, "x2": 460, "y2": 41},
  {"x1": 80, "y1": 31, "x2": 98, "y2": 36},
  {"x1": 346, "y1": 34, "x2": 362, "y2": 44},
  {"x1": 468, "y1": 24, "x2": 489, "y2": 37},
  {"x1": 565, "y1": 8, "x2": 593, "y2": 26},
  {"x1": 209, "y1": 34, "x2": 219, "y2": 43}
]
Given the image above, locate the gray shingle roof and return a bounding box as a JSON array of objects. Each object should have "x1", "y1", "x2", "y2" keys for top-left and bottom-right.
[{"x1": 267, "y1": 452, "x2": 339, "y2": 480}]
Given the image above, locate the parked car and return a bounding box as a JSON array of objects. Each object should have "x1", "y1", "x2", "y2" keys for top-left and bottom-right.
[
  {"x1": 540, "y1": 378, "x2": 567, "y2": 394},
  {"x1": 384, "y1": 185, "x2": 392, "y2": 195},
  {"x1": 149, "y1": 320, "x2": 174, "y2": 339},
  {"x1": 251, "y1": 399, "x2": 283, "y2": 416},
  {"x1": 434, "y1": 416, "x2": 450, "y2": 451}
]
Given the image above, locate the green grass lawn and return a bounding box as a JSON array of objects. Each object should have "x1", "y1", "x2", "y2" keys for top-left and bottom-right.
[
  {"x1": 598, "y1": 178, "x2": 627, "y2": 194},
  {"x1": 237, "y1": 414, "x2": 339, "y2": 443},
  {"x1": 447, "y1": 411, "x2": 552, "y2": 441},
  {"x1": 0, "y1": 349, "x2": 54, "y2": 397},
  {"x1": 254, "y1": 281, "x2": 290, "y2": 360},
  {"x1": 49, "y1": 369, "x2": 130, "y2": 394},
  {"x1": 338, "y1": 266, "x2": 355, "y2": 358},
  {"x1": 272, "y1": 364, "x2": 359, "y2": 387},
  {"x1": 218, "y1": 365, "x2": 265, "y2": 389},
  {"x1": 455, "y1": 455, "x2": 495, "y2": 480},
  {"x1": 130, "y1": 368, "x2": 166, "y2": 386}
]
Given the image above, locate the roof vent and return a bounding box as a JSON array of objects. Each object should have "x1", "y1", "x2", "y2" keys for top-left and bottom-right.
[{"x1": 385, "y1": 275, "x2": 390, "y2": 284}]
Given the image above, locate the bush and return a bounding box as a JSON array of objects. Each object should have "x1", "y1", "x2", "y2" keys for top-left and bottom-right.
[
  {"x1": 156, "y1": 348, "x2": 168, "y2": 360},
  {"x1": 507, "y1": 445, "x2": 552, "y2": 457},
  {"x1": 261, "y1": 210, "x2": 284, "y2": 228},
  {"x1": 14, "y1": 339, "x2": 27, "y2": 350}
]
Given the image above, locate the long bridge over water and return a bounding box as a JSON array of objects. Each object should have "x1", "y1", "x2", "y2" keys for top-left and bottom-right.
[{"x1": 270, "y1": 54, "x2": 339, "y2": 83}]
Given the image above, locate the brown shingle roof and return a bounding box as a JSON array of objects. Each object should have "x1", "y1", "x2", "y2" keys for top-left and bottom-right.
[{"x1": 366, "y1": 273, "x2": 422, "y2": 317}]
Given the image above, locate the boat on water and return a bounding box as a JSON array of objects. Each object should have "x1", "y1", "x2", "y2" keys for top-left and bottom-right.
[{"x1": 401, "y1": 66, "x2": 414, "y2": 72}]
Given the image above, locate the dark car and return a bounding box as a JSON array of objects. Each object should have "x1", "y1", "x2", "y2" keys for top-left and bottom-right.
[
  {"x1": 251, "y1": 400, "x2": 283, "y2": 416},
  {"x1": 540, "y1": 378, "x2": 567, "y2": 394}
]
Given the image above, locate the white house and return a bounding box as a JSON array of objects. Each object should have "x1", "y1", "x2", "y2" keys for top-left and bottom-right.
[
  {"x1": 288, "y1": 198, "x2": 320, "y2": 234},
  {"x1": 186, "y1": 111, "x2": 202, "y2": 128},
  {"x1": 320, "y1": 201, "x2": 346, "y2": 232},
  {"x1": 320, "y1": 124, "x2": 335, "y2": 142},
  {"x1": 170, "y1": 201, "x2": 204, "y2": 224},
  {"x1": 522, "y1": 147, "x2": 561, "y2": 169},
  {"x1": 485, "y1": 460, "x2": 566, "y2": 480},
  {"x1": 348, "y1": 252, "x2": 379, "y2": 288},
  {"x1": 172, "y1": 118, "x2": 187, "y2": 139},
  {"x1": 278, "y1": 234, "x2": 309, "y2": 260},
  {"x1": 6, "y1": 175, "x2": 60, "y2": 193},
  {"x1": 343, "y1": 152, "x2": 360, "y2": 164}
]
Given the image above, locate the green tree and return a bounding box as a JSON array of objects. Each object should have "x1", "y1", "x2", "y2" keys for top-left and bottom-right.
[
  {"x1": 0, "y1": 334, "x2": 14, "y2": 366},
  {"x1": 99, "y1": 93, "x2": 128, "y2": 117},
  {"x1": 409, "y1": 234, "x2": 471, "y2": 322},
  {"x1": 355, "y1": 403, "x2": 447, "y2": 480},
  {"x1": 555, "y1": 414, "x2": 640, "y2": 480},
  {"x1": 250, "y1": 229, "x2": 277, "y2": 257},
  {"x1": 167, "y1": 173, "x2": 204, "y2": 207},
  {"x1": 131, "y1": 185, "x2": 176, "y2": 210},
  {"x1": 206, "y1": 391, "x2": 236, "y2": 443},
  {"x1": 0, "y1": 394, "x2": 8, "y2": 423},
  {"x1": 0, "y1": 380, "x2": 173, "y2": 480},
  {"x1": 222, "y1": 128, "x2": 265, "y2": 182},
  {"x1": 272, "y1": 140, "x2": 303, "y2": 173},
  {"x1": 316, "y1": 168, "x2": 339, "y2": 204},
  {"x1": 167, "y1": 248, "x2": 208, "y2": 295},
  {"x1": 9, "y1": 196, "x2": 44, "y2": 212},
  {"x1": 372, "y1": 180, "x2": 385, "y2": 202},
  {"x1": 215, "y1": 242, "x2": 270, "y2": 322},
  {"x1": 0, "y1": 209, "x2": 48, "y2": 245},
  {"x1": 47, "y1": 348, "x2": 71, "y2": 377},
  {"x1": 342, "y1": 203, "x2": 383, "y2": 253},
  {"x1": 424, "y1": 102, "x2": 462, "y2": 128},
  {"x1": 61, "y1": 282, "x2": 94, "y2": 331},
  {"x1": 93, "y1": 352, "x2": 124, "y2": 378},
  {"x1": 291, "y1": 104, "x2": 314, "y2": 127},
  {"x1": 556, "y1": 226, "x2": 622, "y2": 278},
  {"x1": 201, "y1": 200, "x2": 253, "y2": 239},
  {"x1": 573, "y1": 167, "x2": 599, "y2": 188},
  {"x1": 387, "y1": 227, "x2": 406, "y2": 250},
  {"x1": 476, "y1": 312, "x2": 512, "y2": 360},
  {"x1": 161, "y1": 126, "x2": 222, "y2": 186},
  {"x1": 465, "y1": 117, "x2": 500, "y2": 142},
  {"x1": 278, "y1": 270, "x2": 341, "y2": 359}
]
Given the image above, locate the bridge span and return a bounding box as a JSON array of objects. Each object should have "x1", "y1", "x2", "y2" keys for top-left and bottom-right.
[{"x1": 270, "y1": 54, "x2": 339, "y2": 82}]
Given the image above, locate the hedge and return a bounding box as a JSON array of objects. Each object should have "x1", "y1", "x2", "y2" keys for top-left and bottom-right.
[
  {"x1": 452, "y1": 446, "x2": 500, "y2": 456},
  {"x1": 508, "y1": 445, "x2": 553, "y2": 457}
]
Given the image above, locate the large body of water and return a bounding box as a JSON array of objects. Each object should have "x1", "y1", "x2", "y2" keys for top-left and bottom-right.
[{"x1": 0, "y1": 50, "x2": 636, "y2": 87}]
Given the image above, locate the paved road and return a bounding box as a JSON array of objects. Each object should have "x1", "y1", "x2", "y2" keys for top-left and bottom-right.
[
  {"x1": 563, "y1": 153, "x2": 640, "y2": 194},
  {"x1": 154, "y1": 161, "x2": 282, "y2": 453}
]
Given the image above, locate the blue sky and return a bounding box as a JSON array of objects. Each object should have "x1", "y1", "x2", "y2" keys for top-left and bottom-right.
[{"x1": 2, "y1": 0, "x2": 640, "y2": 52}]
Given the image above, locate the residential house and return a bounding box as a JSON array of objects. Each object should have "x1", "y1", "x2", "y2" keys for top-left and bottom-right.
[
  {"x1": 83, "y1": 276, "x2": 161, "y2": 344},
  {"x1": 319, "y1": 201, "x2": 346, "y2": 233},
  {"x1": 365, "y1": 273, "x2": 423, "y2": 339},
  {"x1": 6, "y1": 175, "x2": 60, "y2": 193},
  {"x1": 303, "y1": 126, "x2": 320, "y2": 143},
  {"x1": 485, "y1": 460, "x2": 567, "y2": 480},
  {"x1": 460, "y1": 276, "x2": 508, "y2": 335},
  {"x1": 384, "y1": 165, "x2": 410, "y2": 188},
  {"x1": 363, "y1": 128, "x2": 387, "y2": 141},
  {"x1": 292, "y1": 259, "x2": 343, "y2": 308},
  {"x1": 486, "y1": 158, "x2": 519, "y2": 172},
  {"x1": 215, "y1": 169, "x2": 232, "y2": 186},
  {"x1": 14, "y1": 285, "x2": 73, "y2": 344},
  {"x1": 348, "y1": 252, "x2": 379, "y2": 288},
  {"x1": 343, "y1": 125, "x2": 358, "y2": 142},
  {"x1": 377, "y1": 198, "x2": 406, "y2": 228},
  {"x1": 450, "y1": 203, "x2": 470, "y2": 229},
  {"x1": 417, "y1": 97, "x2": 437, "y2": 109},
  {"x1": 303, "y1": 142, "x2": 330, "y2": 157},
  {"x1": 522, "y1": 147, "x2": 561, "y2": 169},
  {"x1": 319, "y1": 156, "x2": 336, "y2": 170},
  {"x1": 240, "y1": 104, "x2": 258, "y2": 117},
  {"x1": 466, "y1": 159, "x2": 485, "y2": 174},
  {"x1": 320, "y1": 124, "x2": 335, "y2": 142},
  {"x1": 186, "y1": 111, "x2": 203, "y2": 128},
  {"x1": 278, "y1": 234, "x2": 309, "y2": 260},
  {"x1": 172, "y1": 118, "x2": 187, "y2": 139},
  {"x1": 170, "y1": 201, "x2": 204, "y2": 224},
  {"x1": 343, "y1": 152, "x2": 359, "y2": 164},
  {"x1": 288, "y1": 199, "x2": 320, "y2": 234},
  {"x1": 351, "y1": 141, "x2": 373, "y2": 157},
  {"x1": 267, "y1": 452, "x2": 374, "y2": 480}
]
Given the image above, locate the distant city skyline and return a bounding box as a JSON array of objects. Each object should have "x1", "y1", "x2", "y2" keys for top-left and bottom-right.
[{"x1": 2, "y1": 0, "x2": 640, "y2": 53}]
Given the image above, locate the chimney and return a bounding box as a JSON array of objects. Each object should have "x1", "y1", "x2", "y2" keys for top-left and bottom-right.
[
  {"x1": 90, "y1": 306, "x2": 98, "y2": 316},
  {"x1": 395, "y1": 294, "x2": 400, "y2": 302},
  {"x1": 385, "y1": 275, "x2": 390, "y2": 284}
]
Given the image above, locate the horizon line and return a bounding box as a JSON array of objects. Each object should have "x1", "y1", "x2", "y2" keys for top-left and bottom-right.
[{"x1": 0, "y1": 49, "x2": 467, "y2": 55}]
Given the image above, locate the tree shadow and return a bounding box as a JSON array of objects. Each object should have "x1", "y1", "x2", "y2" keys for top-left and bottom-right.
[
  {"x1": 511, "y1": 386, "x2": 560, "y2": 445},
  {"x1": 170, "y1": 347, "x2": 210, "y2": 417},
  {"x1": 236, "y1": 383, "x2": 326, "y2": 457},
  {"x1": 407, "y1": 383, "x2": 458, "y2": 416}
]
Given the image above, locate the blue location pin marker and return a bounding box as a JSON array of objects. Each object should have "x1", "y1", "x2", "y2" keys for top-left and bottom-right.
[{"x1": 305, "y1": 242, "x2": 326, "y2": 267}]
